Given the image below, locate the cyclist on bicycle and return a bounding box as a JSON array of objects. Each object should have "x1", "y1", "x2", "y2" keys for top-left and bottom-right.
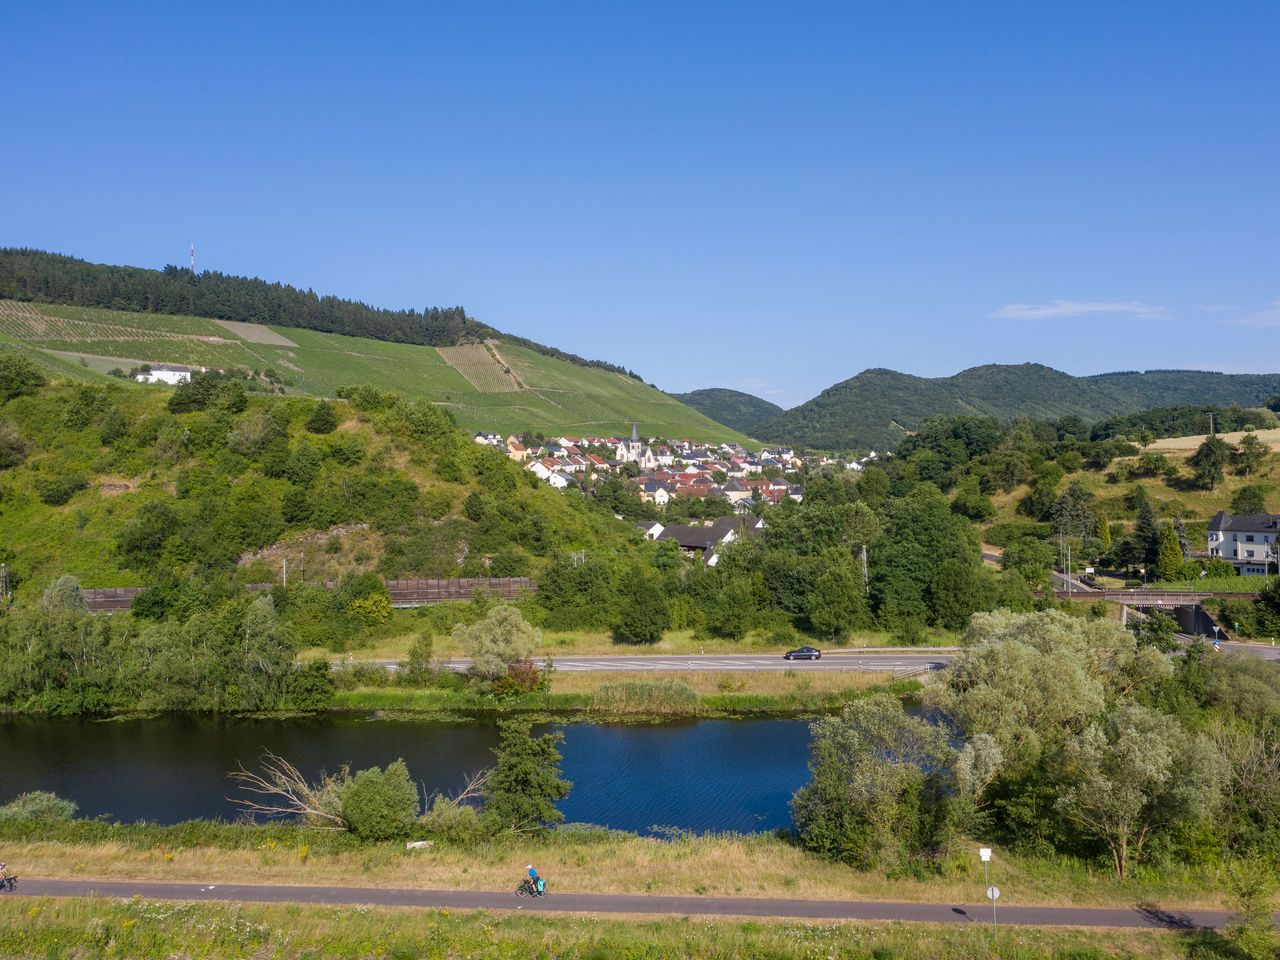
[{"x1": 525, "y1": 864, "x2": 543, "y2": 894}]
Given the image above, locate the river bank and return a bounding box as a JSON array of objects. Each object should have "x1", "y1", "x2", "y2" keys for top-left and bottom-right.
[
  {"x1": 0, "y1": 671, "x2": 922, "y2": 721},
  {"x1": 329, "y1": 671, "x2": 921, "y2": 719}
]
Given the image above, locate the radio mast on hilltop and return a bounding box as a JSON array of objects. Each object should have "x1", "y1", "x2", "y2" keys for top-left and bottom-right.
[{"x1": 190, "y1": 243, "x2": 196, "y2": 274}]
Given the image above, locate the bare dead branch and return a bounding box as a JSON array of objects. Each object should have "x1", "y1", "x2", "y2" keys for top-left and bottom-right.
[{"x1": 227, "y1": 751, "x2": 348, "y2": 829}]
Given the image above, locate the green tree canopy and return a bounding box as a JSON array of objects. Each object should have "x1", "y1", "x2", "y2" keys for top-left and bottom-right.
[
  {"x1": 1154, "y1": 522, "x2": 1186, "y2": 582},
  {"x1": 791, "y1": 694, "x2": 954, "y2": 870},
  {"x1": 1188, "y1": 435, "x2": 1234, "y2": 490},
  {"x1": 1054, "y1": 701, "x2": 1223, "y2": 877},
  {"x1": 305, "y1": 400, "x2": 339, "y2": 434},
  {"x1": 483, "y1": 720, "x2": 572, "y2": 832},
  {"x1": 1233, "y1": 433, "x2": 1269, "y2": 478},
  {"x1": 1231, "y1": 485, "x2": 1270, "y2": 516},
  {"x1": 339, "y1": 759, "x2": 421, "y2": 841},
  {"x1": 0, "y1": 351, "x2": 46, "y2": 401},
  {"x1": 452, "y1": 605, "x2": 540, "y2": 680}
]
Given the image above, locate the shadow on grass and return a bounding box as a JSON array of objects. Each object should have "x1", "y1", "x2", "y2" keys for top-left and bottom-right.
[{"x1": 1135, "y1": 900, "x2": 1256, "y2": 960}]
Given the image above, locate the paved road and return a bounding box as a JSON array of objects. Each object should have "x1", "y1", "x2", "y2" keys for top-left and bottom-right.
[
  {"x1": 355, "y1": 642, "x2": 1280, "y2": 674},
  {"x1": 358, "y1": 651, "x2": 958, "y2": 675},
  {"x1": 11, "y1": 877, "x2": 1265, "y2": 930}
]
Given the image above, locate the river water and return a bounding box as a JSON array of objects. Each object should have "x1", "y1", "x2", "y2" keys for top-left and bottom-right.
[{"x1": 0, "y1": 716, "x2": 814, "y2": 834}]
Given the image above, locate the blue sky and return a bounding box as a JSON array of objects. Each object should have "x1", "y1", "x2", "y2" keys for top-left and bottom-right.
[{"x1": 2, "y1": 2, "x2": 1278, "y2": 408}]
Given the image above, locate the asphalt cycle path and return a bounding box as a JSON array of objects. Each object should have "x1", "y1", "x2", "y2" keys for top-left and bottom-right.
[{"x1": 11, "y1": 877, "x2": 1265, "y2": 930}]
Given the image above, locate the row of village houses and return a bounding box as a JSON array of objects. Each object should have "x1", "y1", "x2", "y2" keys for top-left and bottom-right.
[{"x1": 475, "y1": 424, "x2": 885, "y2": 510}]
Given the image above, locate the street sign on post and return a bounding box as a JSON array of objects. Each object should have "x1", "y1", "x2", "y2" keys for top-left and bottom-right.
[{"x1": 978, "y1": 848, "x2": 997, "y2": 928}]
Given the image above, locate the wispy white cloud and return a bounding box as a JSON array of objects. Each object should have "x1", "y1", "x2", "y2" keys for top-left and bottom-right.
[
  {"x1": 1222, "y1": 300, "x2": 1280, "y2": 328},
  {"x1": 990, "y1": 300, "x2": 1166, "y2": 321}
]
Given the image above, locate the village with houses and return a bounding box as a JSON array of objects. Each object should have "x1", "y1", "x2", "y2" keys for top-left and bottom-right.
[{"x1": 474, "y1": 423, "x2": 887, "y2": 563}]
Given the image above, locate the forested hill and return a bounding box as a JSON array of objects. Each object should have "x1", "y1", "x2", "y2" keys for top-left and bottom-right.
[
  {"x1": 752, "y1": 363, "x2": 1280, "y2": 451},
  {"x1": 670, "y1": 388, "x2": 783, "y2": 434},
  {"x1": 0, "y1": 248, "x2": 633, "y2": 376}
]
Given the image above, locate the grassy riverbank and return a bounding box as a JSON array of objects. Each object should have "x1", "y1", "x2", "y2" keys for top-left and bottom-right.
[
  {"x1": 0, "y1": 897, "x2": 1204, "y2": 960},
  {"x1": 0, "y1": 820, "x2": 1236, "y2": 911},
  {"x1": 329, "y1": 672, "x2": 919, "y2": 716}
]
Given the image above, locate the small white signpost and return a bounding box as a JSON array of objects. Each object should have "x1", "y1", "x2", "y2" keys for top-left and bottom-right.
[{"x1": 979, "y1": 848, "x2": 997, "y2": 929}]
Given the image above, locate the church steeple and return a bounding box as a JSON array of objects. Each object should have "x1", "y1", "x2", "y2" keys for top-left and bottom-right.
[{"x1": 630, "y1": 422, "x2": 639, "y2": 442}]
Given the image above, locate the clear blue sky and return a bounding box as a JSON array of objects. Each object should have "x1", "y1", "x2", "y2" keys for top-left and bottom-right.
[{"x1": 3, "y1": 2, "x2": 1278, "y2": 408}]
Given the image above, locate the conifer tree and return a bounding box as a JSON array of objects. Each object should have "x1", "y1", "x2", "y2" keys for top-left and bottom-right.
[{"x1": 1154, "y1": 523, "x2": 1185, "y2": 582}]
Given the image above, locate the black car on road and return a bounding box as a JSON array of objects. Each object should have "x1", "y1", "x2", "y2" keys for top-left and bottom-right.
[{"x1": 784, "y1": 646, "x2": 822, "y2": 661}]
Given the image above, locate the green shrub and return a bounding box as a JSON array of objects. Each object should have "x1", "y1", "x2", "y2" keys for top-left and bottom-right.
[
  {"x1": 0, "y1": 790, "x2": 78, "y2": 823},
  {"x1": 984, "y1": 521, "x2": 1051, "y2": 547},
  {"x1": 418, "y1": 796, "x2": 494, "y2": 846},
  {"x1": 287, "y1": 659, "x2": 336, "y2": 709},
  {"x1": 305, "y1": 400, "x2": 339, "y2": 434},
  {"x1": 892, "y1": 619, "x2": 927, "y2": 646},
  {"x1": 339, "y1": 760, "x2": 421, "y2": 841},
  {"x1": 0, "y1": 351, "x2": 46, "y2": 401},
  {"x1": 34, "y1": 473, "x2": 88, "y2": 506}
]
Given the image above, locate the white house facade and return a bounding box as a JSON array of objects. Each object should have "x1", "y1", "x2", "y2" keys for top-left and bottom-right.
[{"x1": 1207, "y1": 510, "x2": 1280, "y2": 576}]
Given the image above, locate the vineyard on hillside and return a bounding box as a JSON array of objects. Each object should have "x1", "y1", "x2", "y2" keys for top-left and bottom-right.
[
  {"x1": 437, "y1": 343, "x2": 524, "y2": 393},
  {"x1": 0, "y1": 299, "x2": 750, "y2": 443}
]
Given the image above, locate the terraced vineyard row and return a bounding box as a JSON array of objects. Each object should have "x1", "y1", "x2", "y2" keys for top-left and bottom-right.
[{"x1": 437, "y1": 343, "x2": 523, "y2": 393}]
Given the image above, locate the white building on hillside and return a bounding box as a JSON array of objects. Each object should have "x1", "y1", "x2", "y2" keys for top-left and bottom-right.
[
  {"x1": 134, "y1": 364, "x2": 199, "y2": 385},
  {"x1": 1207, "y1": 510, "x2": 1280, "y2": 576}
]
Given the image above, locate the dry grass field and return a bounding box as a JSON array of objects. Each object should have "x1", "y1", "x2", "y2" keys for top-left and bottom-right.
[
  {"x1": 3, "y1": 832, "x2": 1228, "y2": 909},
  {"x1": 1149, "y1": 426, "x2": 1280, "y2": 451}
]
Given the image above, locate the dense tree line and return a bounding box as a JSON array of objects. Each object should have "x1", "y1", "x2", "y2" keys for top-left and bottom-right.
[
  {"x1": 794, "y1": 610, "x2": 1280, "y2": 876},
  {"x1": 1090, "y1": 403, "x2": 1274, "y2": 443},
  {"x1": 0, "y1": 576, "x2": 333, "y2": 715},
  {"x1": 0, "y1": 248, "x2": 633, "y2": 376},
  {"x1": 534, "y1": 472, "x2": 1031, "y2": 643}
]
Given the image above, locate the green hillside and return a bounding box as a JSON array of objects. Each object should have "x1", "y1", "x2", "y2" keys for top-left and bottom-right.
[
  {"x1": 755, "y1": 363, "x2": 1280, "y2": 451},
  {"x1": 0, "y1": 299, "x2": 747, "y2": 443},
  {"x1": 0, "y1": 360, "x2": 639, "y2": 598},
  {"x1": 671, "y1": 388, "x2": 783, "y2": 434}
]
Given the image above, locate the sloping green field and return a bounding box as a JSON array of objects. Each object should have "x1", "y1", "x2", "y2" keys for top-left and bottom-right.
[{"x1": 0, "y1": 300, "x2": 748, "y2": 442}]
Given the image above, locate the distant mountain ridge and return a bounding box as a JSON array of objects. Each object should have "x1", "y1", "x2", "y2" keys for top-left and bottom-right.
[
  {"x1": 752, "y1": 363, "x2": 1280, "y2": 451},
  {"x1": 671, "y1": 388, "x2": 783, "y2": 435}
]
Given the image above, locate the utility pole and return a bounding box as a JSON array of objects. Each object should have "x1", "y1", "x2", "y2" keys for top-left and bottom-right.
[
  {"x1": 282, "y1": 558, "x2": 288, "y2": 589},
  {"x1": 860, "y1": 543, "x2": 869, "y2": 592},
  {"x1": 1209, "y1": 412, "x2": 1215, "y2": 437}
]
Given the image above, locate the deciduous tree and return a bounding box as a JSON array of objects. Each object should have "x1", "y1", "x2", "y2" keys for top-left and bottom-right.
[
  {"x1": 1188, "y1": 435, "x2": 1233, "y2": 490},
  {"x1": 452, "y1": 605, "x2": 540, "y2": 680},
  {"x1": 1233, "y1": 433, "x2": 1269, "y2": 478},
  {"x1": 1231, "y1": 486, "x2": 1270, "y2": 516},
  {"x1": 791, "y1": 695, "x2": 953, "y2": 869},
  {"x1": 1054, "y1": 701, "x2": 1223, "y2": 877}
]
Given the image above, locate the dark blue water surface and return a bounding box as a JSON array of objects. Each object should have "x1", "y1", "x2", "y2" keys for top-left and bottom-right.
[{"x1": 0, "y1": 716, "x2": 813, "y2": 834}]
